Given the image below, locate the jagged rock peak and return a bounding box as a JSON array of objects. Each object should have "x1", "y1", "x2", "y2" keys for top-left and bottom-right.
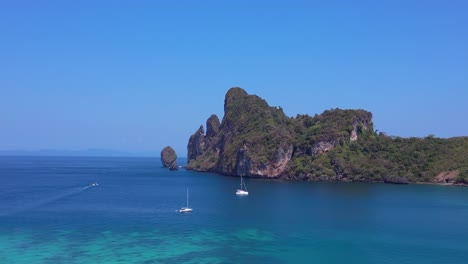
[
  {"x1": 187, "y1": 125, "x2": 206, "y2": 164},
  {"x1": 225, "y1": 87, "x2": 248, "y2": 102},
  {"x1": 206, "y1": 114, "x2": 220, "y2": 137},
  {"x1": 224, "y1": 87, "x2": 268, "y2": 111},
  {"x1": 224, "y1": 87, "x2": 269, "y2": 115},
  {"x1": 160, "y1": 146, "x2": 178, "y2": 171},
  {"x1": 196, "y1": 125, "x2": 204, "y2": 135}
]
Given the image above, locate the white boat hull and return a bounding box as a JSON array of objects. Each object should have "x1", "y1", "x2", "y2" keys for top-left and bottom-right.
[
  {"x1": 179, "y1": 207, "x2": 193, "y2": 213},
  {"x1": 236, "y1": 189, "x2": 249, "y2": 195}
]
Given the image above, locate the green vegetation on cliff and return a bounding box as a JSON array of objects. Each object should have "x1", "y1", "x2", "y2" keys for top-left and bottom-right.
[
  {"x1": 187, "y1": 87, "x2": 468, "y2": 184},
  {"x1": 219, "y1": 88, "x2": 292, "y2": 172},
  {"x1": 288, "y1": 131, "x2": 468, "y2": 183}
]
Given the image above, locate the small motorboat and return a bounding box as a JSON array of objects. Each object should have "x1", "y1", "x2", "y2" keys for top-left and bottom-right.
[{"x1": 91, "y1": 182, "x2": 99, "y2": 187}]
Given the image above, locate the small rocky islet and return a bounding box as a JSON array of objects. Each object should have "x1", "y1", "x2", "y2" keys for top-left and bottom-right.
[
  {"x1": 186, "y1": 87, "x2": 468, "y2": 185},
  {"x1": 160, "y1": 146, "x2": 178, "y2": 171}
]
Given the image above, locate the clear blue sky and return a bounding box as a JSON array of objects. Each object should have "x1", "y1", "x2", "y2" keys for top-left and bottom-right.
[{"x1": 1, "y1": 0, "x2": 467, "y2": 156}]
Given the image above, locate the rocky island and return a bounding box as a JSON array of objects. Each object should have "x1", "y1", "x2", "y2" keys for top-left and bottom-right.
[
  {"x1": 161, "y1": 146, "x2": 178, "y2": 170},
  {"x1": 187, "y1": 87, "x2": 468, "y2": 185}
]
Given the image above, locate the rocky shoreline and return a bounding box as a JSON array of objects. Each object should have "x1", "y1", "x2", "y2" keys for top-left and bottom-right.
[{"x1": 184, "y1": 166, "x2": 468, "y2": 187}]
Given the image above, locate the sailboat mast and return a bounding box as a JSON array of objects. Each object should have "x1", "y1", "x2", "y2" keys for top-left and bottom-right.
[{"x1": 243, "y1": 175, "x2": 248, "y2": 191}]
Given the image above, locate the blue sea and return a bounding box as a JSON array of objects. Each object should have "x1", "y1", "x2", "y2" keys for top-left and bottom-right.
[{"x1": 0, "y1": 156, "x2": 467, "y2": 264}]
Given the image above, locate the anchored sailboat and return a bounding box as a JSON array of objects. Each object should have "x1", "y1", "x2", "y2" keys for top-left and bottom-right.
[
  {"x1": 179, "y1": 188, "x2": 193, "y2": 213},
  {"x1": 236, "y1": 175, "x2": 249, "y2": 196}
]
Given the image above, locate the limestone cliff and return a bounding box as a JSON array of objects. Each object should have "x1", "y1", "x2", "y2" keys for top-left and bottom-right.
[
  {"x1": 161, "y1": 146, "x2": 178, "y2": 170},
  {"x1": 187, "y1": 115, "x2": 221, "y2": 171},
  {"x1": 186, "y1": 88, "x2": 371, "y2": 178},
  {"x1": 186, "y1": 87, "x2": 468, "y2": 184},
  {"x1": 187, "y1": 88, "x2": 293, "y2": 177}
]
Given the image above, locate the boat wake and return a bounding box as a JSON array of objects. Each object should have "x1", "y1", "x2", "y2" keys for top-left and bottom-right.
[{"x1": 0, "y1": 185, "x2": 94, "y2": 217}]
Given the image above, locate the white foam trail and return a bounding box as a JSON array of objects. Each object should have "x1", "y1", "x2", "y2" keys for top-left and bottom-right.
[{"x1": 0, "y1": 185, "x2": 93, "y2": 217}]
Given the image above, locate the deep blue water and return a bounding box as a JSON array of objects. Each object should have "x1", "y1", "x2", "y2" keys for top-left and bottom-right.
[{"x1": 1, "y1": 156, "x2": 467, "y2": 263}]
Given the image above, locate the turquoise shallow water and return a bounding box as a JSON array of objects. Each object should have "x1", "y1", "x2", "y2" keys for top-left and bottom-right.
[{"x1": 1, "y1": 156, "x2": 467, "y2": 263}]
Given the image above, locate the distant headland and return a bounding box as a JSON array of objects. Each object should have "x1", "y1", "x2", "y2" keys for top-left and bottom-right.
[{"x1": 186, "y1": 87, "x2": 468, "y2": 185}]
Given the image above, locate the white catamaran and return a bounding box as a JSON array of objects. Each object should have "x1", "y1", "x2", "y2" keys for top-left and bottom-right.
[
  {"x1": 236, "y1": 175, "x2": 249, "y2": 196},
  {"x1": 179, "y1": 188, "x2": 193, "y2": 213}
]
